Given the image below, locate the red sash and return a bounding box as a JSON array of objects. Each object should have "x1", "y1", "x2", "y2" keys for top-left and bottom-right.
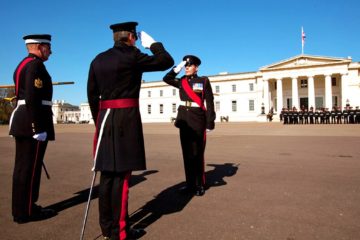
[
  {"x1": 99, "y1": 98, "x2": 139, "y2": 109},
  {"x1": 15, "y1": 57, "x2": 34, "y2": 97},
  {"x1": 181, "y1": 78, "x2": 206, "y2": 111}
]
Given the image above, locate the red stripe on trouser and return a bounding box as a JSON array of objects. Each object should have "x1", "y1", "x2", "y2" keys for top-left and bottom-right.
[
  {"x1": 119, "y1": 172, "x2": 131, "y2": 240},
  {"x1": 99, "y1": 99, "x2": 139, "y2": 109},
  {"x1": 28, "y1": 141, "x2": 40, "y2": 215},
  {"x1": 202, "y1": 130, "x2": 206, "y2": 185}
]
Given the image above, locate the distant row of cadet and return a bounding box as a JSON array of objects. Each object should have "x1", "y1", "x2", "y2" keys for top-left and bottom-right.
[{"x1": 279, "y1": 106, "x2": 360, "y2": 124}]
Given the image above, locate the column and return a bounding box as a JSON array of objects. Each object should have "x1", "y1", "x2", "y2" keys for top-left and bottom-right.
[
  {"x1": 292, "y1": 77, "x2": 299, "y2": 109},
  {"x1": 276, "y1": 78, "x2": 283, "y2": 112},
  {"x1": 263, "y1": 79, "x2": 269, "y2": 114},
  {"x1": 325, "y1": 75, "x2": 332, "y2": 109},
  {"x1": 307, "y1": 76, "x2": 315, "y2": 109},
  {"x1": 340, "y1": 73, "x2": 348, "y2": 109}
]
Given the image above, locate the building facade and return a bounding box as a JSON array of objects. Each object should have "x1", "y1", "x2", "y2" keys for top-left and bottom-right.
[
  {"x1": 139, "y1": 55, "x2": 360, "y2": 122},
  {"x1": 52, "y1": 100, "x2": 80, "y2": 123}
]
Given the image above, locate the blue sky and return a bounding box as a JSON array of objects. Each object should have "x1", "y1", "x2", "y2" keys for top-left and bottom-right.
[{"x1": 1, "y1": 0, "x2": 360, "y2": 105}]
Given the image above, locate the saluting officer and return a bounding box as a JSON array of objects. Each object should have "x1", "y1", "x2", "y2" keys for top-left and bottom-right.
[
  {"x1": 9, "y1": 34, "x2": 56, "y2": 223},
  {"x1": 87, "y1": 22, "x2": 174, "y2": 240},
  {"x1": 163, "y1": 55, "x2": 216, "y2": 196}
]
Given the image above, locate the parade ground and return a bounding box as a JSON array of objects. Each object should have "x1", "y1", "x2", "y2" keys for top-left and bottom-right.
[{"x1": 1, "y1": 122, "x2": 360, "y2": 240}]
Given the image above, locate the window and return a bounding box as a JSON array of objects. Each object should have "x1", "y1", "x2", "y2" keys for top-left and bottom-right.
[
  {"x1": 232, "y1": 100, "x2": 237, "y2": 112},
  {"x1": 332, "y1": 77, "x2": 337, "y2": 86},
  {"x1": 147, "y1": 91, "x2": 151, "y2": 98},
  {"x1": 249, "y1": 83, "x2": 254, "y2": 91},
  {"x1": 215, "y1": 85, "x2": 220, "y2": 93},
  {"x1": 301, "y1": 79, "x2": 308, "y2": 88},
  {"x1": 215, "y1": 101, "x2": 220, "y2": 112},
  {"x1": 172, "y1": 103, "x2": 177, "y2": 113},
  {"x1": 232, "y1": 84, "x2": 236, "y2": 92},
  {"x1": 172, "y1": 89, "x2": 176, "y2": 96},
  {"x1": 159, "y1": 104, "x2": 163, "y2": 114},
  {"x1": 160, "y1": 90, "x2": 163, "y2": 97},
  {"x1": 249, "y1": 100, "x2": 254, "y2": 111},
  {"x1": 147, "y1": 104, "x2": 151, "y2": 114},
  {"x1": 332, "y1": 96, "x2": 338, "y2": 107}
]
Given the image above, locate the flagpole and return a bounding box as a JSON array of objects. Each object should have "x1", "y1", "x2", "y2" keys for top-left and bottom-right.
[{"x1": 301, "y1": 27, "x2": 305, "y2": 55}]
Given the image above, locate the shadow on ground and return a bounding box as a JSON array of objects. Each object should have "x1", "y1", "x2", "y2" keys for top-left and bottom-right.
[
  {"x1": 46, "y1": 170, "x2": 159, "y2": 213},
  {"x1": 129, "y1": 163, "x2": 239, "y2": 238}
]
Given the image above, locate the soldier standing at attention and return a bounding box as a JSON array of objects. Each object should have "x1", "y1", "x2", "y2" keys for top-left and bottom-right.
[
  {"x1": 309, "y1": 106, "x2": 314, "y2": 124},
  {"x1": 87, "y1": 22, "x2": 174, "y2": 240},
  {"x1": 9, "y1": 34, "x2": 57, "y2": 223},
  {"x1": 163, "y1": 55, "x2": 216, "y2": 196}
]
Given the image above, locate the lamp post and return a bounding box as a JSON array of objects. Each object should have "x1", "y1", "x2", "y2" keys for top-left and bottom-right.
[{"x1": 261, "y1": 102, "x2": 265, "y2": 114}]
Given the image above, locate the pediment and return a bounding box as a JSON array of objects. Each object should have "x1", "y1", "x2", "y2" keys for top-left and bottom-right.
[{"x1": 260, "y1": 54, "x2": 351, "y2": 71}]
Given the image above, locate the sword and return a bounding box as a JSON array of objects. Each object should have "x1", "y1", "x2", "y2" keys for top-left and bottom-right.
[
  {"x1": 80, "y1": 109, "x2": 111, "y2": 240},
  {"x1": 42, "y1": 162, "x2": 50, "y2": 179}
]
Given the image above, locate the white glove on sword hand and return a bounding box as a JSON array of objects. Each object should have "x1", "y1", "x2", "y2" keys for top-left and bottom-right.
[
  {"x1": 173, "y1": 61, "x2": 186, "y2": 74},
  {"x1": 139, "y1": 31, "x2": 156, "y2": 49},
  {"x1": 33, "y1": 132, "x2": 47, "y2": 141}
]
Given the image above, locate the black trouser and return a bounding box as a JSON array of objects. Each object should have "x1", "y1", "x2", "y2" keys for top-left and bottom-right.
[
  {"x1": 12, "y1": 137, "x2": 48, "y2": 218},
  {"x1": 99, "y1": 171, "x2": 131, "y2": 240},
  {"x1": 179, "y1": 126, "x2": 206, "y2": 190}
]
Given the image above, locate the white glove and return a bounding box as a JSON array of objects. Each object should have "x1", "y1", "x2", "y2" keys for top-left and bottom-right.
[
  {"x1": 33, "y1": 132, "x2": 47, "y2": 141},
  {"x1": 173, "y1": 61, "x2": 186, "y2": 74},
  {"x1": 139, "y1": 31, "x2": 156, "y2": 49},
  {"x1": 206, "y1": 129, "x2": 213, "y2": 133}
]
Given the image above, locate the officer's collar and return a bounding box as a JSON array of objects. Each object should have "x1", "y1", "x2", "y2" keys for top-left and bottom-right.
[
  {"x1": 28, "y1": 53, "x2": 41, "y2": 60},
  {"x1": 114, "y1": 41, "x2": 136, "y2": 48},
  {"x1": 185, "y1": 74, "x2": 198, "y2": 79}
]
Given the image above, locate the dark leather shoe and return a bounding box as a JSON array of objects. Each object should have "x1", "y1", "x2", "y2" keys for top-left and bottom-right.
[
  {"x1": 127, "y1": 228, "x2": 146, "y2": 239},
  {"x1": 31, "y1": 207, "x2": 57, "y2": 221},
  {"x1": 195, "y1": 186, "x2": 205, "y2": 196},
  {"x1": 13, "y1": 216, "x2": 30, "y2": 224},
  {"x1": 178, "y1": 186, "x2": 194, "y2": 195},
  {"x1": 13, "y1": 206, "x2": 56, "y2": 224}
]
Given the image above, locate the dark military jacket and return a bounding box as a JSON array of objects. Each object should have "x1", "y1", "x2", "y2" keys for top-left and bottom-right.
[
  {"x1": 163, "y1": 70, "x2": 216, "y2": 133},
  {"x1": 87, "y1": 42, "x2": 174, "y2": 172},
  {"x1": 9, "y1": 54, "x2": 54, "y2": 140}
]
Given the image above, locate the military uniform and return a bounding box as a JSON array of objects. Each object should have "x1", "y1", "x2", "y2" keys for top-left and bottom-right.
[
  {"x1": 87, "y1": 22, "x2": 174, "y2": 240},
  {"x1": 9, "y1": 34, "x2": 55, "y2": 223},
  {"x1": 163, "y1": 55, "x2": 216, "y2": 196}
]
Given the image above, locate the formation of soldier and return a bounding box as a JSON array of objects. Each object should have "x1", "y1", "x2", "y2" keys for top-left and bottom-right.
[{"x1": 280, "y1": 106, "x2": 360, "y2": 124}]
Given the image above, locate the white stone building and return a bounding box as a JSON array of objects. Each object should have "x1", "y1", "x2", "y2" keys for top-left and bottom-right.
[
  {"x1": 139, "y1": 54, "x2": 360, "y2": 122},
  {"x1": 79, "y1": 102, "x2": 94, "y2": 124},
  {"x1": 52, "y1": 100, "x2": 80, "y2": 123}
]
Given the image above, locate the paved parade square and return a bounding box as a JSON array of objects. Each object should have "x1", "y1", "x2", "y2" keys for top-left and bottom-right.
[{"x1": 1, "y1": 122, "x2": 360, "y2": 240}]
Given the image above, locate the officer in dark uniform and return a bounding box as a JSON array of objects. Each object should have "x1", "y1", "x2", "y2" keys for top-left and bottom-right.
[
  {"x1": 325, "y1": 108, "x2": 331, "y2": 124},
  {"x1": 314, "y1": 109, "x2": 320, "y2": 124},
  {"x1": 349, "y1": 107, "x2": 355, "y2": 124},
  {"x1": 331, "y1": 106, "x2": 336, "y2": 124},
  {"x1": 319, "y1": 108, "x2": 325, "y2": 124},
  {"x1": 87, "y1": 22, "x2": 173, "y2": 240},
  {"x1": 303, "y1": 108, "x2": 309, "y2": 124},
  {"x1": 336, "y1": 107, "x2": 343, "y2": 124},
  {"x1": 343, "y1": 107, "x2": 349, "y2": 124},
  {"x1": 9, "y1": 34, "x2": 56, "y2": 223},
  {"x1": 355, "y1": 106, "x2": 360, "y2": 124},
  {"x1": 292, "y1": 107, "x2": 298, "y2": 124},
  {"x1": 309, "y1": 107, "x2": 314, "y2": 124},
  {"x1": 298, "y1": 109, "x2": 304, "y2": 124},
  {"x1": 283, "y1": 108, "x2": 288, "y2": 124},
  {"x1": 163, "y1": 55, "x2": 216, "y2": 197}
]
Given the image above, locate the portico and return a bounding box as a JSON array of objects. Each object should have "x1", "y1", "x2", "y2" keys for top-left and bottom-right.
[{"x1": 261, "y1": 55, "x2": 353, "y2": 113}]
